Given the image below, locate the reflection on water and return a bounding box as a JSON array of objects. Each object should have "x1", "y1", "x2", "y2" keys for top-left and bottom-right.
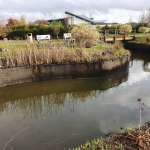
[
  {"x1": 0, "y1": 66, "x2": 128, "y2": 116},
  {"x1": 0, "y1": 92, "x2": 98, "y2": 118},
  {"x1": 0, "y1": 52, "x2": 150, "y2": 150},
  {"x1": 132, "y1": 51, "x2": 150, "y2": 73}
]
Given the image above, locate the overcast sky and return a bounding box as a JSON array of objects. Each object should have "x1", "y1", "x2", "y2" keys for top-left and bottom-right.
[{"x1": 0, "y1": 0, "x2": 149, "y2": 23}]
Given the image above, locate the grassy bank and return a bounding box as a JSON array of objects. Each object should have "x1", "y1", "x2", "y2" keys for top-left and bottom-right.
[
  {"x1": 0, "y1": 40, "x2": 130, "y2": 68},
  {"x1": 134, "y1": 33, "x2": 150, "y2": 44},
  {"x1": 73, "y1": 122, "x2": 150, "y2": 150}
]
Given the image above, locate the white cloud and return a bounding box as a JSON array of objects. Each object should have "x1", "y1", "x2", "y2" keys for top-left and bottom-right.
[{"x1": 0, "y1": 0, "x2": 148, "y2": 22}]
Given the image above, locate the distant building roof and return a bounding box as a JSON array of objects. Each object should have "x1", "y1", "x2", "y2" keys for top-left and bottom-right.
[
  {"x1": 65, "y1": 11, "x2": 106, "y2": 25},
  {"x1": 48, "y1": 17, "x2": 70, "y2": 22}
]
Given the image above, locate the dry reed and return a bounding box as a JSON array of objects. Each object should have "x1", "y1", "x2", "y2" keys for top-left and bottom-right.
[{"x1": 0, "y1": 42, "x2": 130, "y2": 68}]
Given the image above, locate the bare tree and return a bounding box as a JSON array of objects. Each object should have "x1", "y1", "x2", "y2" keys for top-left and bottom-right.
[
  {"x1": 139, "y1": 11, "x2": 146, "y2": 24},
  {"x1": 19, "y1": 16, "x2": 28, "y2": 26},
  {"x1": 139, "y1": 9, "x2": 150, "y2": 24},
  {"x1": 146, "y1": 9, "x2": 150, "y2": 23}
]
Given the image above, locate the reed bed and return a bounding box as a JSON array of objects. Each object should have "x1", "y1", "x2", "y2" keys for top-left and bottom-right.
[{"x1": 0, "y1": 41, "x2": 130, "y2": 68}]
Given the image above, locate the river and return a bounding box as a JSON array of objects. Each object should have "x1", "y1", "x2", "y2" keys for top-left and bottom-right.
[{"x1": 0, "y1": 51, "x2": 150, "y2": 150}]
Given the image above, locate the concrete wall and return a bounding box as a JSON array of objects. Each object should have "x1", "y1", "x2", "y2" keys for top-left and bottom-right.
[
  {"x1": 0, "y1": 67, "x2": 33, "y2": 87},
  {"x1": 0, "y1": 56, "x2": 130, "y2": 87}
]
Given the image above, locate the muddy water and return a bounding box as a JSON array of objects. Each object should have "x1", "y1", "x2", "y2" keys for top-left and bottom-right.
[{"x1": 0, "y1": 51, "x2": 150, "y2": 150}]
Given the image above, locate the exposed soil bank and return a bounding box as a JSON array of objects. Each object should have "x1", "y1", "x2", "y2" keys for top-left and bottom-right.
[
  {"x1": 74, "y1": 122, "x2": 150, "y2": 150},
  {"x1": 0, "y1": 56, "x2": 130, "y2": 87},
  {"x1": 124, "y1": 41, "x2": 150, "y2": 52}
]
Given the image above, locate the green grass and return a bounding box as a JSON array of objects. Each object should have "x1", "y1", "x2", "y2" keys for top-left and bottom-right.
[
  {"x1": 0, "y1": 40, "x2": 126, "y2": 52},
  {"x1": 0, "y1": 40, "x2": 109, "y2": 52},
  {"x1": 133, "y1": 33, "x2": 150, "y2": 44},
  {"x1": 0, "y1": 40, "x2": 27, "y2": 49},
  {"x1": 134, "y1": 33, "x2": 150, "y2": 38},
  {"x1": 0, "y1": 40, "x2": 64, "y2": 50}
]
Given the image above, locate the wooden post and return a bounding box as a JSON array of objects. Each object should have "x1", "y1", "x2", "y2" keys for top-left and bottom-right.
[
  {"x1": 27, "y1": 33, "x2": 33, "y2": 43},
  {"x1": 117, "y1": 29, "x2": 119, "y2": 35},
  {"x1": 104, "y1": 30, "x2": 107, "y2": 36},
  {"x1": 133, "y1": 35, "x2": 136, "y2": 40},
  {"x1": 104, "y1": 35, "x2": 106, "y2": 43},
  {"x1": 113, "y1": 36, "x2": 116, "y2": 43},
  {"x1": 123, "y1": 34, "x2": 126, "y2": 41}
]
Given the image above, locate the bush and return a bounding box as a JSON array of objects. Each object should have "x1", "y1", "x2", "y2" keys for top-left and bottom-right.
[
  {"x1": 0, "y1": 26, "x2": 9, "y2": 39},
  {"x1": 71, "y1": 24, "x2": 100, "y2": 48},
  {"x1": 119, "y1": 24, "x2": 132, "y2": 34},
  {"x1": 138, "y1": 26, "x2": 150, "y2": 33},
  {"x1": 8, "y1": 26, "x2": 30, "y2": 40}
]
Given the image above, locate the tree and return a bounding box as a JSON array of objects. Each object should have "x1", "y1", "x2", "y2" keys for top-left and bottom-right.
[
  {"x1": 145, "y1": 9, "x2": 150, "y2": 23},
  {"x1": 6, "y1": 18, "x2": 20, "y2": 28},
  {"x1": 139, "y1": 9, "x2": 150, "y2": 24},
  {"x1": 96, "y1": 25, "x2": 103, "y2": 33},
  {"x1": 130, "y1": 23, "x2": 139, "y2": 33},
  {"x1": 139, "y1": 12, "x2": 146, "y2": 25},
  {"x1": 34, "y1": 20, "x2": 49, "y2": 25},
  {"x1": 119, "y1": 24, "x2": 132, "y2": 34},
  {"x1": 6, "y1": 16, "x2": 28, "y2": 30},
  {"x1": 19, "y1": 16, "x2": 28, "y2": 26},
  {"x1": 49, "y1": 21, "x2": 64, "y2": 39},
  {"x1": 138, "y1": 26, "x2": 150, "y2": 33}
]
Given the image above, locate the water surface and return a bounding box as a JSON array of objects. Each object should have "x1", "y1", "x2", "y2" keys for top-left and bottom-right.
[{"x1": 0, "y1": 51, "x2": 150, "y2": 150}]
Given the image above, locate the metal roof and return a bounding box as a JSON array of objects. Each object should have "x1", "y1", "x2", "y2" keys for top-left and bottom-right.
[{"x1": 65, "y1": 11, "x2": 105, "y2": 25}]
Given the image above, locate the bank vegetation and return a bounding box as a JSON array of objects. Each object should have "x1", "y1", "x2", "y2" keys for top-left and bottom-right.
[
  {"x1": 0, "y1": 25, "x2": 130, "y2": 68},
  {"x1": 73, "y1": 122, "x2": 150, "y2": 150},
  {"x1": 0, "y1": 41, "x2": 130, "y2": 68}
]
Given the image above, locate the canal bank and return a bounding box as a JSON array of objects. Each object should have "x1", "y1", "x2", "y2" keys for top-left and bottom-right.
[
  {"x1": 0, "y1": 56, "x2": 130, "y2": 87},
  {"x1": 0, "y1": 51, "x2": 150, "y2": 150},
  {"x1": 0, "y1": 63, "x2": 129, "y2": 102},
  {"x1": 123, "y1": 39, "x2": 150, "y2": 52},
  {"x1": 73, "y1": 121, "x2": 150, "y2": 150}
]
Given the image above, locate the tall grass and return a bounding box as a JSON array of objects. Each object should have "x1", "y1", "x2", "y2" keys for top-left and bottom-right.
[{"x1": 0, "y1": 41, "x2": 130, "y2": 68}]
